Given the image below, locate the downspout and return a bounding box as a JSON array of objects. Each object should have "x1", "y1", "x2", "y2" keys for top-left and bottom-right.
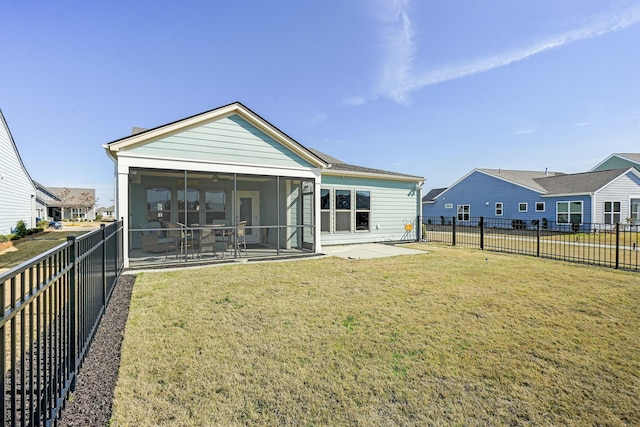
[{"x1": 416, "y1": 180, "x2": 424, "y2": 241}]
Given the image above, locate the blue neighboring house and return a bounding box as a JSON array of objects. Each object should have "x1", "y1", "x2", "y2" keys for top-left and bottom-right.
[{"x1": 423, "y1": 166, "x2": 640, "y2": 229}]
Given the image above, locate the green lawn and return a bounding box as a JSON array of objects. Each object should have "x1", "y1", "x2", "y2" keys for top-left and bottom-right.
[
  {"x1": 0, "y1": 229, "x2": 93, "y2": 270},
  {"x1": 111, "y1": 245, "x2": 640, "y2": 426}
]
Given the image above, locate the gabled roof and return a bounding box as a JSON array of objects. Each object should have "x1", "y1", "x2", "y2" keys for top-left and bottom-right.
[
  {"x1": 422, "y1": 187, "x2": 447, "y2": 203},
  {"x1": 436, "y1": 167, "x2": 639, "y2": 199},
  {"x1": 104, "y1": 102, "x2": 329, "y2": 168},
  {"x1": 478, "y1": 169, "x2": 565, "y2": 193},
  {"x1": 33, "y1": 181, "x2": 62, "y2": 201},
  {"x1": 534, "y1": 168, "x2": 639, "y2": 195},
  {"x1": 590, "y1": 153, "x2": 640, "y2": 171},
  {"x1": 308, "y1": 148, "x2": 423, "y2": 182}
]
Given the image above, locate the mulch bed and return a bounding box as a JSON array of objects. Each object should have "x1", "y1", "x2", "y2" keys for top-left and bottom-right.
[{"x1": 57, "y1": 274, "x2": 135, "y2": 426}]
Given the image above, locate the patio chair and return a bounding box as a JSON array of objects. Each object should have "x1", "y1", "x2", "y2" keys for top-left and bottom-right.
[{"x1": 165, "y1": 222, "x2": 197, "y2": 260}]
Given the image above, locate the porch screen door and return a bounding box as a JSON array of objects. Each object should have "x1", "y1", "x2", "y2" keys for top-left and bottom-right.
[{"x1": 237, "y1": 191, "x2": 260, "y2": 244}]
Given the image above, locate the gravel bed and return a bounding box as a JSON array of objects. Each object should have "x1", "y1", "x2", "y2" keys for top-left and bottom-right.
[{"x1": 57, "y1": 274, "x2": 135, "y2": 426}]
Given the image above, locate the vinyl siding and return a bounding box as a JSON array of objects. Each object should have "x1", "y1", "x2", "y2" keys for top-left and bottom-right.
[
  {"x1": 422, "y1": 170, "x2": 545, "y2": 221},
  {"x1": 320, "y1": 175, "x2": 419, "y2": 245},
  {"x1": 129, "y1": 115, "x2": 314, "y2": 169},
  {"x1": 593, "y1": 171, "x2": 640, "y2": 223},
  {"x1": 0, "y1": 115, "x2": 36, "y2": 234},
  {"x1": 592, "y1": 157, "x2": 640, "y2": 172}
]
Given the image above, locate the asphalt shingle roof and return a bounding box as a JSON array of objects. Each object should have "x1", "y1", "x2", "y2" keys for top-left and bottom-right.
[
  {"x1": 422, "y1": 187, "x2": 447, "y2": 202},
  {"x1": 308, "y1": 148, "x2": 423, "y2": 180},
  {"x1": 478, "y1": 169, "x2": 565, "y2": 192},
  {"x1": 534, "y1": 168, "x2": 630, "y2": 194}
]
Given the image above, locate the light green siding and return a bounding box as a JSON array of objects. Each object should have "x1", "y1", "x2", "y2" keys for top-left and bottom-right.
[
  {"x1": 593, "y1": 156, "x2": 640, "y2": 172},
  {"x1": 320, "y1": 175, "x2": 420, "y2": 245},
  {"x1": 129, "y1": 115, "x2": 314, "y2": 168}
]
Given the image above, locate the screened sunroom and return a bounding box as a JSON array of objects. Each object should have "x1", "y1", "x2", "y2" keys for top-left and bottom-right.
[{"x1": 126, "y1": 168, "x2": 317, "y2": 267}]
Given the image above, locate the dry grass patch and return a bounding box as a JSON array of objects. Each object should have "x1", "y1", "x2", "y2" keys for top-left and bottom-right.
[{"x1": 111, "y1": 246, "x2": 640, "y2": 426}]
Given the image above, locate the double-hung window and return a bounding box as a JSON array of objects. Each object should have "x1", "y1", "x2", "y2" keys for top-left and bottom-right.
[
  {"x1": 604, "y1": 201, "x2": 621, "y2": 225},
  {"x1": 205, "y1": 190, "x2": 226, "y2": 223},
  {"x1": 495, "y1": 202, "x2": 503, "y2": 216},
  {"x1": 557, "y1": 201, "x2": 582, "y2": 224},
  {"x1": 320, "y1": 189, "x2": 331, "y2": 232},
  {"x1": 457, "y1": 204, "x2": 470, "y2": 221},
  {"x1": 323, "y1": 188, "x2": 372, "y2": 233},
  {"x1": 178, "y1": 188, "x2": 200, "y2": 225},
  {"x1": 335, "y1": 189, "x2": 352, "y2": 232},
  {"x1": 146, "y1": 188, "x2": 171, "y2": 222},
  {"x1": 355, "y1": 190, "x2": 371, "y2": 231}
]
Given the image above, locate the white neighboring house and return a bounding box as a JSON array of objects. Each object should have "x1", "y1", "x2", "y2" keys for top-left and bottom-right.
[{"x1": 0, "y1": 109, "x2": 36, "y2": 234}]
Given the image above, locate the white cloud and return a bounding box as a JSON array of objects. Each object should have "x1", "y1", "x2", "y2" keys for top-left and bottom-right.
[
  {"x1": 572, "y1": 122, "x2": 591, "y2": 127},
  {"x1": 362, "y1": 1, "x2": 640, "y2": 105},
  {"x1": 307, "y1": 112, "x2": 328, "y2": 126},
  {"x1": 514, "y1": 129, "x2": 536, "y2": 135}
]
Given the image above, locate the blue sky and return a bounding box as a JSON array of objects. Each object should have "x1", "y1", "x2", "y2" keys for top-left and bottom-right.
[{"x1": 2, "y1": 0, "x2": 639, "y2": 207}]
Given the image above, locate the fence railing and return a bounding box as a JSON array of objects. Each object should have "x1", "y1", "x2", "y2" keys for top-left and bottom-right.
[
  {"x1": 422, "y1": 216, "x2": 639, "y2": 272},
  {"x1": 1, "y1": 220, "x2": 124, "y2": 426}
]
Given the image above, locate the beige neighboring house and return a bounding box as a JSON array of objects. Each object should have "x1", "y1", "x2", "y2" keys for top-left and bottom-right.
[
  {"x1": 97, "y1": 205, "x2": 116, "y2": 221},
  {"x1": 47, "y1": 187, "x2": 97, "y2": 221}
]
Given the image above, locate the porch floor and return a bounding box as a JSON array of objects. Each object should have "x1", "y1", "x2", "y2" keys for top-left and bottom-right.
[{"x1": 128, "y1": 243, "x2": 314, "y2": 269}]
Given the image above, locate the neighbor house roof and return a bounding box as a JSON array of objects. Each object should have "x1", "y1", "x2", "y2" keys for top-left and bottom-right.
[
  {"x1": 308, "y1": 148, "x2": 423, "y2": 182},
  {"x1": 534, "y1": 168, "x2": 637, "y2": 195},
  {"x1": 47, "y1": 187, "x2": 96, "y2": 207},
  {"x1": 104, "y1": 102, "x2": 329, "y2": 169},
  {"x1": 478, "y1": 169, "x2": 565, "y2": 193},
  {"x1": 590, "y1": 153, "x2": 640, "y2": 171},
  {"x1": 422, "y1": 187, "x2": 447, "y2": 203},
  {"x1": 437, "y1": 167, "x2": 639, "y2": 199}
]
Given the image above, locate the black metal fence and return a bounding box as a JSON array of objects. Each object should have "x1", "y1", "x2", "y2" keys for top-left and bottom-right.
[
  {"x1": 1, "y1": 220, "x2": 124, "y2": 426},
  {"x1": 422, "y1": 216, "x2": 639, "y2": 272}
]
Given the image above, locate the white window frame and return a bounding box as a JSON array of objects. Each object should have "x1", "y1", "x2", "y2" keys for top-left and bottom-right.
[
  {"x1": 320, "y1": 188, "x2": 331, "y2": 233},
  {"x1": 604, "y1": 201, "x2": 621, "y2": 225},
  {"x1": 355, "y1": 190, "x2": 371, "y2": 232},
  {"x1": 495, "y1": 202, "x2": 503, "y2": 216},
  {"x1": 535, "y1": 202, "x2": 545, "y2": 212},
  {"x1": 557, "y1": 201, "x2": 583, "y2": 224},
  {"x1": 518, "y1": 202, "x2": 528, "y2": 212},
  {"x1": 457, "y1": 204, "x2": 470, "y2": 222}
]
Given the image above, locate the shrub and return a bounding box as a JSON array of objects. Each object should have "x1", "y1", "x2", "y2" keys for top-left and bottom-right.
[
  {"x1": 37, "y1": 219, "x2": 49, "y2": 229},
  {"x1": 0, "y1": 234, "x2": 10, "y2": 243},
  {"x1": 15, "y1": 220, "x2": 28, "y2": 237},
  {"x1": 511, "y1": 219, "x2": 526, "y2": 230}
]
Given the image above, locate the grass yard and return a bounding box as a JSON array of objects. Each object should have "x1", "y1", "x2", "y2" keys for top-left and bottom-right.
[
  {"x1": 0, "y1": 229, "x2": 93, "y2": 271},
  {"x1": 111, "y1": 245, "x2": 640, "y2": 426}
]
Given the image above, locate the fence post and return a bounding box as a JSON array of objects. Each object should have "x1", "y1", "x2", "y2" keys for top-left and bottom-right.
[
  {"x1": 615, "y1": 222, "x2": 620, "y2": 269},
  {"x1": 101, "y1": 223, "x2": 107, "y2": 306},
  {"x1": 452, "y1": 216, "x2": 456, "y2": 246},
  {"x1": 536, "y1": 220, "x2": 540, "y2": 257},
  {"x1": 480, "y1": 216, "x2": 484, "y2": 250},
  {"x1": 67, "y1": 234, "x2": 79, "y2": 391}
]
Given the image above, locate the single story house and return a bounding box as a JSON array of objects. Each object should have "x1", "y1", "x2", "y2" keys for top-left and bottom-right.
[
  {"x1": 46, "y1": 187, "x2": 97, "y2": 221},
  {"x1": 97, "y1": 205, "x2": 116, "y2": 221},
  {"x1": 422, "y1": 167, "x2": 640, "y2": 229},
  {"x1": 34, "y1": 180, "x2": 61, "y2": 221},
  {"x1": 104, "y1": 102, "x2": 424, "y2": 268},
  {"x1": 0, "y1": 109, "x2": 36, "y2": 234}
]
